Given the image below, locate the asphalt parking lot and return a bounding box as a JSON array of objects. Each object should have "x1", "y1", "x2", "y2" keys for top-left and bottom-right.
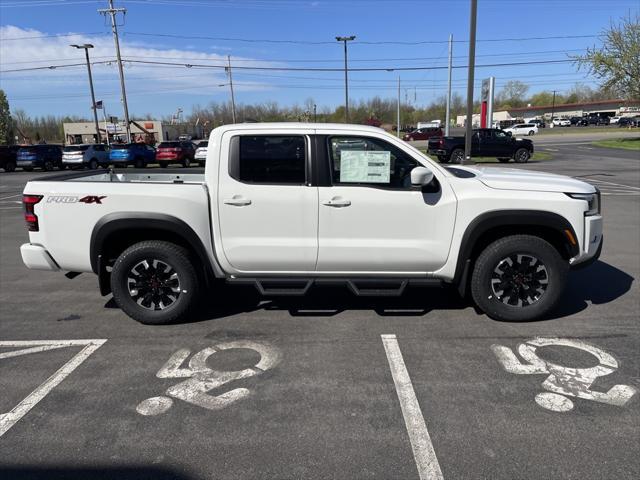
[{"x1": 1, "y1": 134, "x2": 639, "y2": 479}]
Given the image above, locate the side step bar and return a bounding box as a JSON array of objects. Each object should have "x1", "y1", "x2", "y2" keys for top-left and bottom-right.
[{"x1": 226, "y1": 277, "x2": 442, "y2": 297}]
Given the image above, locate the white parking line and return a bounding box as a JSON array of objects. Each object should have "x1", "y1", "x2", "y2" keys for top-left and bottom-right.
[
  {"x1": 381, "y1": 334, "x2": 444, "y2": 480},
  {"x1": 0, "y1": 339, "x2": 107, "y2": 437}
]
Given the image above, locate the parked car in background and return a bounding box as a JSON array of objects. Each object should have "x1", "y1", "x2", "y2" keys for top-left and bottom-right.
[
  {"x1": 529, "y1": 119, "x2": 545, "y2": 128},
  {"x1": 155, "y1": 141, "x2": 196, "y2": 168},
  {"x1": 62, "y1": 144, "x2": 110, "y2": 170},
  {"x1": 109, "y1": 143, "x2": 156, "y2": 168},
  {"x1": 609, "y1": 116, "x2": 621, "y2": 124},
  {"x1": 504, "y1": 123, "x2": 538, "y2": 136},
  {"x1": 0, "y1": 145, "x2": 21, "y2": 172},
  {"x1": 16, "y1": 145, "x2": 63, "y2": 171},
  {"x1": 618, "y1": 116, "x2": 640, "y2": 127},
  {"x1": 552, "y1": 118, "x2": 571, "y2": 127},
  {"x1": 585, "y1": 115, "x2": 610, "y2": 126},
  {"x1": 428, "y1": 128, "x2": 534, "y2": 163},
  {"x1": 194, "y1": 140, "x2": 208, "y2": 166},
  {"x1": 403, "y1": 127, "x2": 443, "y2": 142},
  {"x1": 571, "y1": 116, "x2": 589, "y2": 126}
]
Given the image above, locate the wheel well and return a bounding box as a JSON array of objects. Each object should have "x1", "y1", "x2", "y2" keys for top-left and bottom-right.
[
  {"x1": 455, "y1": 222, "x2": 576, "y2": 297},
  {"x1": 469, "y1": 225, "x2": 572, "y2": 264},
  {"x1": 92, "y1": 215, "x2": 217, "y2": 295}
]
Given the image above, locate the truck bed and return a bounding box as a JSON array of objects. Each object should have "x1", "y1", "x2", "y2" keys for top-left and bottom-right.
[{"x1": 39, "y1": 169, "x2": 206, "y2": 185}]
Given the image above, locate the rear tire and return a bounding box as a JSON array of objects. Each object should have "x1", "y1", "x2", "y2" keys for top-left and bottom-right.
[
  {"x1": 470, "y1": 235, "x2": 568, "y2": 322},
  {"x1": 159, "y1": 162, "x2": 168, "y2": 168},
  {"x1": 89, "y1": 158, "x2": 98, "y2": 170},
  {"x1": 450, "y1": 148, "x2": 464, "y2": 164},
  {"x1": 528, "y1": 130, "x2": 535, "y2": 136},
  {"x1": 110, "y1": 241, "x2": 200, "y2": 325},
  {"x1": 182, "y1": 157, "x2": 191, "y2": 168},
  {"x1": 4, "y1": 161, "x2": 16, "y2": 172},
  {"x1": 43, "y1": 160, "x2": 54, "y2": 171},
  {"x1": 134, "y1": 157, "x2": 145, "y2": 169},
  {"x1": 23, "y1": 167, "x2": 33, "y2": 172},
  {"x1": 514, "y1": 148, "x2": 530, "y2": 163}
]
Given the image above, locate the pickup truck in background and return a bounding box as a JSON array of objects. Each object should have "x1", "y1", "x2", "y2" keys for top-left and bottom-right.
[
  {"x1": 20, "y1": 123, "x2": 602, "y2": 325},
  {"x1": 428, "y1": 128, "x2": 534, "y2": 163}
]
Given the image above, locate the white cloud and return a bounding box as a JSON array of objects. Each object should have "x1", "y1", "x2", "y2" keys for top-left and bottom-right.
[{"x1": 0, "y1": 25, "x2": 278, "y2": 103}]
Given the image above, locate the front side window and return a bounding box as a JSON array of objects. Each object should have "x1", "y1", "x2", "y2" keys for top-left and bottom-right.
[
  {"x1": 328, "y1": 136, "x2": 418, "y2": 189},
  {"x1": 235, "y1": 135, "x2": 306, "y2": 184}
]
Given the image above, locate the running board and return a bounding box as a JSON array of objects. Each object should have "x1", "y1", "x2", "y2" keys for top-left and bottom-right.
[{"x1": 226, "y1": 277, "x2": 442, "y2": 297}]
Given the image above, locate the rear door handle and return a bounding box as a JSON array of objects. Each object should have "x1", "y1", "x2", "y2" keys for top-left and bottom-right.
[
  {"x1": 322, "y1": 197, "x2": 351, "y2": 207},
  {"x1": 223, "y1": 195, "x2": 252, "y2": 206}
]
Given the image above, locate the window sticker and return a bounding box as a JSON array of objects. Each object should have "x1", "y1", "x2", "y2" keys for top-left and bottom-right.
[{"x1": 339, "y1": 150, "x2": 391, "y2": 183}]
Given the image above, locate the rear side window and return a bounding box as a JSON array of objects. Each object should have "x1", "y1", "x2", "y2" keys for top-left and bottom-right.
[{"x1": 231, "y1": 135, "x2": 306, "y2": 184}]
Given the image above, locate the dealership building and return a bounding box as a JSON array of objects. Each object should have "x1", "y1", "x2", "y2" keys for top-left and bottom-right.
[
  {"x1": 456, "y1": 99, "x2": 640, "y2": 127},
  {"x1": 62, "y1": 120, "x2": 204, "y2": 145}
]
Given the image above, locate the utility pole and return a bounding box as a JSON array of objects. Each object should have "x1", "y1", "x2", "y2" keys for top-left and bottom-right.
[
  {"x1": 71, "y1": 44, "x2": 101, "y2": 143},
  {"x1": 98, "y1": 0, "x2": 131, "y2": 143},
  {"x1": 313, "y1": 103, "x2": 317, "y2": 123},
  {"x1": 226, "y1": 55, "x2": 237, "y2": 123},
  {"x1": 551, "y1": 90, "x2": 557, "y2": 125},
  {"x1": 445, "y1": 34, "x2": 453, "y2": 136},
  {"x1": 397, "y1": 76, "x2": 401, "y2": 138},
  {"x1": 336, "y1": 35, "x2": 356, "y2": 123},
  {"x1": 463, "y1": 0, "x2": 478, "y2": 165}
]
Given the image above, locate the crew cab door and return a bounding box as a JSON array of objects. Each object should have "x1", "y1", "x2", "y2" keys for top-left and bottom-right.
[
  {"x1": 315, "y1": 132, "x2": 457, "y2": 273},
  {"x1": 487, "y1": 129, "x2": 513, "y2": 156},
  {"x1": 217, "y1": 130, "x2": 318, "y2": 272}
]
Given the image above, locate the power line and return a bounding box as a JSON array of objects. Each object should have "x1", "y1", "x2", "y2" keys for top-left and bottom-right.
[
  {"x1": 122, "y1": 31, "x2": 599, "y2": 45},
  {"x1": 0, "y1": 31, "x2": 107, "y2": 41}
]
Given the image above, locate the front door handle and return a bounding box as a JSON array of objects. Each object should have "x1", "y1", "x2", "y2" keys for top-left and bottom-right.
[
  {"x1": 322, "y1": 197, "x2": 351, "y2": 207},
  {"x1": 223, "y1": 195, "x2": 252, "y2": 206}
]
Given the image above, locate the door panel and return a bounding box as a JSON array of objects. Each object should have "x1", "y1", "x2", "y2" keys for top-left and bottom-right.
[
  {"x1": 316, "y1": 134, "x2": 457, "y2": 273},
  {"x1": 218, "y1": 132, "x2": 318, "y2": 273}
]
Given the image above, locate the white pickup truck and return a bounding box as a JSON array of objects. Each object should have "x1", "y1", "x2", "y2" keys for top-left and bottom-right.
[{"x1": 20, "y1": 123, "x2": 603, "y2": 324}]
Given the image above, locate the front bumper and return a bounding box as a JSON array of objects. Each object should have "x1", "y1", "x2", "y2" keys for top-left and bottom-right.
[
  {"x1": 570, "y1": 215, "x2": 603, "y2": 269},
  {"x1": 20, "y1": 244, "x2": 60, "y2": 271}
]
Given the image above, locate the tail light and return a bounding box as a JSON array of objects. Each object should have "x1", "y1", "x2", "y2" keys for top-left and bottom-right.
[
  {"x1": 23, "y1": 194, "x2": 43, "y2": 231},
  {"x1": 438, "y1": 137, "x2": 444, "y2": 148}
]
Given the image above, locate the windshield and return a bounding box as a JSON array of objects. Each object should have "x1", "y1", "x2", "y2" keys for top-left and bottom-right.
[
  {"x1": 64, "y1": 146, "x2": 89, "y2": 152},
  {"x1": 197, "y1": 141, "x2": 208, "y2": 148}
]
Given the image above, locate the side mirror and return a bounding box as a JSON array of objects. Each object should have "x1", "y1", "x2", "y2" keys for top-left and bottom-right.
[{"x1": 411, "y1": 166, "x2": 434, "y2": 186}]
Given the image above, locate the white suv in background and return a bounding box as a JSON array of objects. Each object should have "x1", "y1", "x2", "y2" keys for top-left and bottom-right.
[
  {"x1": 194, "y1": 140, "x2": 208, "y2": 166},
  {"x1": 504, "y1": 123, "x2": 538, "y2": 136},
  {"x1": 62, "y1": 144, "x2": 110, "y2": 169}
]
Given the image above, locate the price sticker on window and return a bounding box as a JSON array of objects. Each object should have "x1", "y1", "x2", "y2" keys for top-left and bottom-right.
[{"x1": 339, "y1": 150, "x2": 391, "y2": 183}]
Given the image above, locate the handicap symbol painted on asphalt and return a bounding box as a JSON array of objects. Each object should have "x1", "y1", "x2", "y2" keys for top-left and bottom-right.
[
  {"x1": 136, "y1": 340, "x2": 281, "y2": 416},
  {"x1": 491, "y1": 337, "x2": 637, "y2": 412}
]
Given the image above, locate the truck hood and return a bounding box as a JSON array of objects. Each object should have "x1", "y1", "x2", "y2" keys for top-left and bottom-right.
[{"x1": 450, "y1": 165, "x2": 596, "y2": 193}]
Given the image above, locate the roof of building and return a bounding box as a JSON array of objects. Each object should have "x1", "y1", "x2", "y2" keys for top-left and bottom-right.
[{"x1": 507, "y1": 99, "x2": 638, "y2": 113}]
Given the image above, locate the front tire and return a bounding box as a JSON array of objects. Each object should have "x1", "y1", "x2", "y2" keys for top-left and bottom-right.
[
  {"x1": 4, "y1": 161, "x2": 16, "y2": 172},
  {"x1": 528, "y1": 130, "x2": 535, "y2": 136},
  {"x1": 514, "y1": 148, "x2": 530, "y2": 163},
  {"x1": 89, "y1": 158, "x2": 98, "y2": 170},
  {"x1": 182, "y1": 157, "x2": 191, "y2": 168},
  {"x1": 134, "y1": 157, "x2": 146, "y2": 169},
  {"x1": 470, "y1": 235, "x2": 568, "y2": 321},
  {"x1": 110, "y1": 241, "x2": 200, "y2": 325},
  {"x1": 159, "y1": 162, "x2": 168, "y2": 168}
]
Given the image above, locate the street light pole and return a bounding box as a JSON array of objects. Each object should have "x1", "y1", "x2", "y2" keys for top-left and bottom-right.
[
  {"x1": 71, "y1": 44, "x2": 101, "y2": 143},
  {"x1": 336, "y1": 35, "x2": 356, "y2": 123},
  {"x1": 463, "y1": 0, "x2": 478, "y2": 165},
  {"x1": 445, "y1": 34, "x2": 453, "y2": 137},
  {"x1": 397, "y1": 76, "x2": 401, "y2": 138},
  {"x1": 551, "y1": 90, "x2": 557, "y2": 125}
]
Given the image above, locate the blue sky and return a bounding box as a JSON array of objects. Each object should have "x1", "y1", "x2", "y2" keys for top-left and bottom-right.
[{"x1": 1, "y1": 0, "x2": 638, "y2": 118}]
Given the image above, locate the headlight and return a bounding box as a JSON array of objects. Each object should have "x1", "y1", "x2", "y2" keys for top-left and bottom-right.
[{"x1": 567, "y1": 190, "x2": 600, "y2": 216}]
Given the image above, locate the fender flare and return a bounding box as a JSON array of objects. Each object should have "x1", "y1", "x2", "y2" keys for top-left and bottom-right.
[
  {"x1": 454, "y1": 209, "x2": 579, "y2": 288},
  {"x1": 90, "y1": 212, "x2": 224, "y2": 279}
]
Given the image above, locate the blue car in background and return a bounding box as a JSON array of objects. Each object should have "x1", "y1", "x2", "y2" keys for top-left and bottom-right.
[
  {"x1": 16, "y1": 145, "x2": 64, "y2": 171},
  {"x1": 108, "y1": 143, "x2": 156, "y2": 168}
]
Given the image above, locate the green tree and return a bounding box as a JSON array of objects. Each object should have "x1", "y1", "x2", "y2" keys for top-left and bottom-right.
[
  {"x1": 573, "y1": 13, "x2": 640, "y2": 100},
  {"x1": 0, "y1": 89, "x2": 14, "y2": 145}
]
